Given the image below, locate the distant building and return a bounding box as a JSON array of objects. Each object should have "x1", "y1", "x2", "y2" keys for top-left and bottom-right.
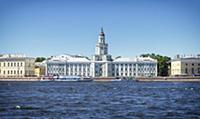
[
  {"x1": 171, "y1": 55, "x2": 200, "y2": 76},
  {"x1": 45, "y1": 28, "x2": 157, "y2": 78},
  {"x1": 34, "y1": 62, "x2": 46, "y2": 77},
  {"x1": 0, "y1": 54, "x2": 35, "y2": 77}
]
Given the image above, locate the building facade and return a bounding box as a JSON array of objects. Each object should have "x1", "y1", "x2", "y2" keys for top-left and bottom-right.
[
  {"x1": 46, "y1": 55, "x2": 91, "y2": 77},
  {"x1": 45, "y1": 28, "x2": 157, "y2": 78},
  {"x1": 171, "y1": 55, "x2": 200, "y2": 76},
  {"x1": 0, "y1": 54, "x2": 35, "y2": 77},
  {"x1": 112, "y1": 57, "x2": 157, "y2": 77},
  {"x1": 34, "y1": 62, "x2": 46, "y2": 77}
]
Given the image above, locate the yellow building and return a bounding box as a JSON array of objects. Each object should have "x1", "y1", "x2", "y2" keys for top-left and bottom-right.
[
  {"x1": 34, "y1": 62, "x2": 45, "y2": 77},
  {"x1": 0, "y1": 54, "x2": 35, "y2": 77},
  {"x1": 171, "y1": 56, "x2": 200, "y2": 76}
]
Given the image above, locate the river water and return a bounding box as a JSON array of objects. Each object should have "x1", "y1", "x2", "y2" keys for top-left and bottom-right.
[{"x1": 0, "y1": 81, "x2": 200, "y2": 119}]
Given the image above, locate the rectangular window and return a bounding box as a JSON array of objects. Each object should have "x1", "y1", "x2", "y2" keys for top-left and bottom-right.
[
  {"x1": 192, "y1": 68, "x2": 194, "y2": 74},
  {"x1": 116, "y1": 73, "x2": 119, "y2": 76},
  {"x1": 185, "y1": 68, "x2": 188, "y2": 74}
]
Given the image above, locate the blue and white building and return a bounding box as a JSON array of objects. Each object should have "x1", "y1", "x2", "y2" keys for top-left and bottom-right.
[{"x1": 45, "y1": 28, "x2": 157, "y2": 77}]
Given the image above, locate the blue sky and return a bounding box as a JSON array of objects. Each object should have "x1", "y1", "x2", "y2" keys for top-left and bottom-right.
[{"x1": 0, "y1": 0, "x2": 200, "y2": 58}]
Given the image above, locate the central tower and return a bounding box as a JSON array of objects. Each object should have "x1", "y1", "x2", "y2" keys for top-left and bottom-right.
[
  {"x1": 95, "y1": 28, "x2": 108, "y2": 55},
  {"x1": 91, "y1": 28, "x2": 113, "y2": 77},
  {"x1": 93, "y1": 28, "x2": 112, "y2": 61}
]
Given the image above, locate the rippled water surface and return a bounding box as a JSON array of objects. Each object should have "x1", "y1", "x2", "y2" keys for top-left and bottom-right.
[{"x1": 0, "y1": 81, "x2": 200, "y2": 119}]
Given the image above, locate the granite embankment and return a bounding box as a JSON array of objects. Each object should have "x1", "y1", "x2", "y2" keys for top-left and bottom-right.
[
  {"x1": 0, "y1": 77, "x2": 40, "y2": 81},
  {"x1": 0, "y1": 76, "x2": 200, "y2": 82},
  {"x1": 136, "y1": 76, "x2": 200, "y2": 82}
]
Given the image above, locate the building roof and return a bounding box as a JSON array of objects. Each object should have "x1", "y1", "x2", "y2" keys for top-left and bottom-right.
[
  {"x1": 113, "y1": 56, "x2": 157, "y2": 63},
  {"x1": 47, "y1": 54, "x2": 91, "y2": 63},
  {"x1": 0, "y1": 54, "x2": 35, "y2": 61},
  {"x1": 171, "y1": 57, "x2": 200, "y2": 62},
  {"x1": 113, "y1": 57, "x2": 134, "y2": 62}
]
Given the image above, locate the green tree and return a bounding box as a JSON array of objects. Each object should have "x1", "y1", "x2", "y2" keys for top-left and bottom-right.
[
  {"x1": 35, "y1": 57, "x2": 46, "y2": 62},
  {"x1": 140, "y1": 53, "x2": 171, "y2": 76}
]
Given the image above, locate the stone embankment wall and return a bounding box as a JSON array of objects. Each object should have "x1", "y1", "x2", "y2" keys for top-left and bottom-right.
[
  {"x1": 0, "y1": 77, "x2": 40, "y2": 81},
  {"x1": 137, "y1": 76, "x2": 200, "y2": 82}
]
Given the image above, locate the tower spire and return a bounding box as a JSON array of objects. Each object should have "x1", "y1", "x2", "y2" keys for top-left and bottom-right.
[
  {"x1": 101, "y1": 27, "x2": 104, "y2": 33},
  {"x1": 99, "y1": 27, "x2": 105, "y2": 36},
  {"x1": 96, "y1": 28, "x2": 108, "y2": 55}
]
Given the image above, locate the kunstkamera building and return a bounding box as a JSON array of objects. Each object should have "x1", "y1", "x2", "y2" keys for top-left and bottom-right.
[{"x1": 46, "y1": 29, "x2": 157, "y2": 78}]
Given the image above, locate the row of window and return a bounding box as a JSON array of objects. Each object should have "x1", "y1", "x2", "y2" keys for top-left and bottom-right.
[
  {"x1": 138, "y1": 68, "x2": 156, "y2": 71},
  {"x1": 66, "y1": 72, "x2": 90, "y2": 76},
  {"x1": 94, "y1": 69, "x2": 156, "y2": 76},
  {"x1": 48, "y1": 64, "x2": 90, "y2": 68},
  {"x1": 67, "y1": 64, "x2": 90, "y2": 67},
  {"x1": 0, "y1": 62, "x2": 24, "y2": 67},
  {"x1": 115, "y1": 73, "x2": 136, "y2": 76},
  {"x1": 113, "y1": 63, "x2": 156, "y2": 66},
  {"x1": 48, "y1": 67, "x2": 90, "y2": 72},
  {"x1": 0, "y1": 70, "x2": 23, "y2": 75},
  {"x1": 185, "y1": 63, "x2": 200, "y2": 66},
  {"x1": 114, "y1": 67, "x2": 156, "y2": 71},
  {"x1": 138, "y1": 73, "x2": 155, "y2": 76},
  {"x1": 95, "y1": 72, "x2": 156, "y2": 77},
  {"x1": 48, "y1": 69, "x2": 89, "y2": 73},
  {"x1": 97, "y1": 65, "x2": 156, "y2": 71},
  {"x1": 48, "y1": 72, "x2": 90, "y2": 76},
  {"x1": 185, "y1": 68, "x2": 200, "y2": 74}
]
